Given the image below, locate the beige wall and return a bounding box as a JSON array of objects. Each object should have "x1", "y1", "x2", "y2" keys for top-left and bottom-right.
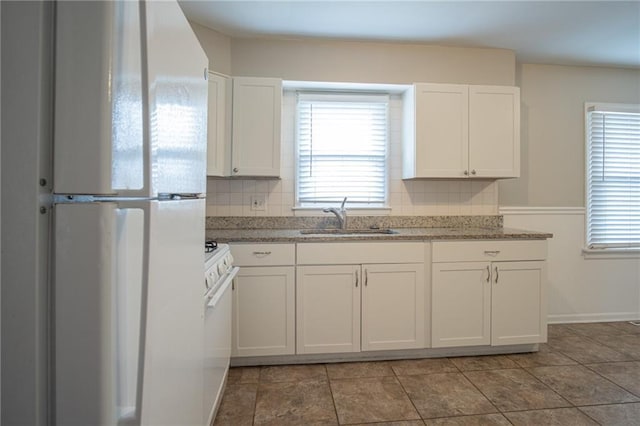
[
  {"x1": 189, "y1": 21, "x2": 232, "y2": 75},
  {"x1": 499, "y1": 63, "x2": 640, "y2": 207},
  {"x1": 189, "y1": 23, "x2": 515, "y2": 85},
  {"x1": 229, "y1": 37, "x2": 515, "y2": 85}
]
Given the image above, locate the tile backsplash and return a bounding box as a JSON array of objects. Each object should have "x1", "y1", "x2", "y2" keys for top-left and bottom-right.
[{"x1": 206, "y1": 93, "x2": 498, "y2": 217}]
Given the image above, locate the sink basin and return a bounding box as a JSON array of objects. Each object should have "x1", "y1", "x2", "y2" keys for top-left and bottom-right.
[{"x1": 300, "y1": 228, "x2": 398, "y2": 235}]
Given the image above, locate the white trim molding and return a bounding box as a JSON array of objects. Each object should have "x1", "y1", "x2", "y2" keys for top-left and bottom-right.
[{"x1": 499, "y1": 206, "x2": 585, "y2": 215}]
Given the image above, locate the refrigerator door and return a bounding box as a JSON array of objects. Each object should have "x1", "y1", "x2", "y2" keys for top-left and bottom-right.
[
  {"x1": 145, "y1": 0, "x2": 208, "y2": 195},
  {"x1": 54, "y1": 199, "x2": 205, "y2": 425},
  {"x1": 54, "y1": 0, "x2": 208, "y2": 197},
  {"x1": 54, "y1": 202, "x2": 146, "y2": 425},
  {"x1": 140, "y1": 198, "x2": 205, "y2": 425},
  {"x1": 54, "y1": 0, "x2": 148, "y2": 196}
]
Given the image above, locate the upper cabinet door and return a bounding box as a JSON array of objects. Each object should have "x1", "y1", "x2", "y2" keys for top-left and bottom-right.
[
  {"x1": 145, "y1": 0, "x2": 208, "y2": 195},
  {"x1": 402, "y1": 83, "x2": 520, "y2": 179},
  {"x1": 405, "y1": 83, "x2": 469, "y2": 178},
  {"x1": 55, "y1": 1, "x2": 147, "y2": 196},
  {"x1": 231, "y1": 77, "x2": 282, "y2": 177},
  {"x1": 206, "y1": 73, "x2": 232, "y2": 177},
  {"x1": 469, "y1": 86, "x2": 520, "y2": 178}
]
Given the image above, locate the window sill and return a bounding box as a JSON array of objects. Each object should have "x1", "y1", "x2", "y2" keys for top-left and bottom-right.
[
  {"x1": 582, "y1": 247, "x2": 640, "y2": 259},
  {"x1": 291, "y1": 206, "x2": 392, "y2": 216}
]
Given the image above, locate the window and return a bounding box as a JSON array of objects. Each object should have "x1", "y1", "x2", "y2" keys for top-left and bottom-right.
[
  {"x1": 586, "y1": 103, "x2": 640, "y2": 250},
  {"x1": 296, "y1": 92, "x2": 389, "y2": 207}
]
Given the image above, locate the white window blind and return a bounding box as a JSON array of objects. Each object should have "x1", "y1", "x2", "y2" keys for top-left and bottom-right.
[
  {"x1": 586, "y1": 103, "x2": 640, "y2": 249},
  {"x1": 296, "y1": 92, "x2": 389, "y2": 206}
]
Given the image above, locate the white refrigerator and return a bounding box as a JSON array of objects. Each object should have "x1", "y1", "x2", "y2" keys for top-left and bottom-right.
[{"x1": 52, "y1": 1, "x2": 208, "y2": 424}]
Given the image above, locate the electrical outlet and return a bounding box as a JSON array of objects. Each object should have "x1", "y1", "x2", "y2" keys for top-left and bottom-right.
[{"x1": 250, "y1": 195, "x2": 266, "y2": 211}]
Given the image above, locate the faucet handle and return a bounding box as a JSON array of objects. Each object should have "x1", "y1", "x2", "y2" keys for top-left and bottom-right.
[{"x1": 340, "y1": 197, "x2": 347, "y2": 210}]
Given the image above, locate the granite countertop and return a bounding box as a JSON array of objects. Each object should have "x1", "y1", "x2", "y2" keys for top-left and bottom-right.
[{"x1": 205, "y1": 227, "x2": 553, "y2": 243}]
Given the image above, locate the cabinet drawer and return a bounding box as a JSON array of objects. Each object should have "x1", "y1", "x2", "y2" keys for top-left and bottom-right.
[
  {"x1": 432, "y1": 240, "x2": 546, "y2": 262},
  {"x1": 297, "y1": 242, "x2": 424, "y2": 265},
  {"x1": 230, "y1": 243, "x2": 295, "y2": 266}
]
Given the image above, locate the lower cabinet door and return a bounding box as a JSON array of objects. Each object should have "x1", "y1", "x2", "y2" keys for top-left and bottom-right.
[
  {"x1": 432, "y1": 262, "x2": 491, "y2": 348},
  {"x1": 491, "y1": 261, "x2": 546, "y2": 345},
  {"x1": 362, "y1": 263, "x2": 425, "y2": 351},
  {"x1": 232, "y1": 266, "x2": 295, "y2": 356},
  {"x1": 296, "y1": 265, "x2": 360, "y2": 354}
]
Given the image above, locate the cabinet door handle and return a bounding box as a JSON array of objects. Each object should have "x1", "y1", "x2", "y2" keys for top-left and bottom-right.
[
  {"x1": 486, "y1": 265, "x2": 490, "y2": 283},
  {"x1": 364, "y1": 269, "x2": 368, "y2": 286},
  {"x1": 494, "y1": 266, "x2": 499, "y2": 284},
  {"x1": 355, "y1": 270, "x2": 359, "y2": 287},
  {"x1": 253, "y1": 251, "x2": 272, "y2": 256}
]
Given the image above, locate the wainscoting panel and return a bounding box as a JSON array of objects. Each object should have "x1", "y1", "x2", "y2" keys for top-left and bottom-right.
[{"x1": 500, "y1": 206, "x2": 640, "y2": 324}]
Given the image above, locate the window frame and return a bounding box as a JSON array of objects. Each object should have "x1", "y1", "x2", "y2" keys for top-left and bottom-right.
[
  {"x1": 294, "y1": 90, "x2": 391, "y2": 210},
  {"x1": 584, "y1": 102, "x2": 640, "y2": 257}
]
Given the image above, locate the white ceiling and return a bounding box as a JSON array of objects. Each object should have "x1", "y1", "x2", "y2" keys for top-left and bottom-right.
[{"x1": 179, "y1": 0, "x2": 640, "y2": 69}]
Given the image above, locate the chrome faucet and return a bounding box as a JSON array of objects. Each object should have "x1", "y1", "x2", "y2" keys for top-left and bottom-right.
[{"x1": 323, "y1": 197, "x2": 348, "y2": 230}]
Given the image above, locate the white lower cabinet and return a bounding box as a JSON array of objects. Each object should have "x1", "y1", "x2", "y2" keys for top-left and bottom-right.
[
  {"x1": 431, "y1": 241, "x2": 547, "y2": 348},
  {"x1": 296, "y1": 241, "x2": 426, "y2": 354},
  {"x1": 232, "y1": 266, "x2": 295, "y2": 356},
  {"x1": 361, "y1": 263, "x2": 425, "y2": 351},
  {"x1": 230, "y1": 243, "x2": 296, "y2": 357},
  {"x1": 296, "y1": 265, "x2": 360, "y2": 354},
  {"x1": 491, "y1": 261, "x2": 546, "y2": 346},
  {"x1": 432, "y1": 262, "x2": 491, "y2": 348}
]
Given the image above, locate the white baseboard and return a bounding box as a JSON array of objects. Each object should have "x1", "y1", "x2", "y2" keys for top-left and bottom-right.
[{"x1": 548, "y1": 312, "x2": 640, "y2": 324}]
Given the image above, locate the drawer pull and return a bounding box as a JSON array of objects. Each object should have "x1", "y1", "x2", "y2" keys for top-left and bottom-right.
[
  {"x1": 484, "y1": 250, "x2": 501, "y2": 256},
  {"x1": 253, "y1": 251, "x2": 272, "y2": 256}
]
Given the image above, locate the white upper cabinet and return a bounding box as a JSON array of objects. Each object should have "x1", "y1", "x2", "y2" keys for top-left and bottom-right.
[
  {"x1": 231, "y1": 77, "x2": 282, "y2": 177},
  {"x1": 206, "y1": 76, "x2": 282, "y2": 177},
  {"x1": 403, "y1": 83, "x2": 520, "y2": 179},
  {"x1": 206, "y1": 72, "x2": 232, "y2": 177},
  {"x1": 469, "y1": 86, "x2": 520, "y2": 178},
  {"x1": 403, "y1": 84, "x2": 469, "y2": 178}
]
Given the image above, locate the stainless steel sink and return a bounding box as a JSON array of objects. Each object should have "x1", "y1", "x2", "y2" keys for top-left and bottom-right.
[{"x1": 300, "y1": 228, "x2": 398, "y2": 235}]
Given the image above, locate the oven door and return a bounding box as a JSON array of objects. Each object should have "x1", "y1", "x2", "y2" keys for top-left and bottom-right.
[{"x1": 203, "y1": 266, "x2": 238, "y2": 425}]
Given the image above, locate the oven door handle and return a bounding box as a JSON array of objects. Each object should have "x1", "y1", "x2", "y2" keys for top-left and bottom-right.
[{"x1": 207, "y1": 267, "x2": 239, "y2": 308}]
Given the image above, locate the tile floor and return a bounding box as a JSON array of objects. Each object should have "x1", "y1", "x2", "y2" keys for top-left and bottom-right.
[{"x1": 213, "y1": 322, "x2": 640, "y2": 425}]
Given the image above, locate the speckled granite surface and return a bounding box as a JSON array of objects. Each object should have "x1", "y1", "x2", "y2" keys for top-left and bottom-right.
[
  {"x1": 206, "y1": 215, "x2": 503, "y2": 230},
  {"x1": 205, "y1": 216, "x2": 552, "y2": 243}
]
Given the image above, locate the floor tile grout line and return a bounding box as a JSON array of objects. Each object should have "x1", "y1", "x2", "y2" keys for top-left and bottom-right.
[
  {"x1": 455, "y1": 368, "x2": 503, "y2": 416},
  {"x1": 392, "y1": 365, "x2": 430, "y2": 423},
  {"x1": 251, "y1": 365, "x2": 263, "y2": 426},
  {"x1": 520, "y1": 365, "x2": 581, "y2": 409},
  {"x1": 580, "y1": 361, "x2": 640, "y2": 400},
  {"x1": 324, "y1": 363, "x2": 344, "y2": 426}
]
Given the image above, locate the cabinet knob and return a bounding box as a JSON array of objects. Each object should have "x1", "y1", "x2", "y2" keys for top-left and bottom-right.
[
  {"x1": 463, "y1": 170, "x2": 469, "y2": 176},
  {"x1": 233, "y1": 167, "x2": 239, "y2": 173},
  {"x1": 471, "y1": 169, "x2": 477, "y2": 175}
]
